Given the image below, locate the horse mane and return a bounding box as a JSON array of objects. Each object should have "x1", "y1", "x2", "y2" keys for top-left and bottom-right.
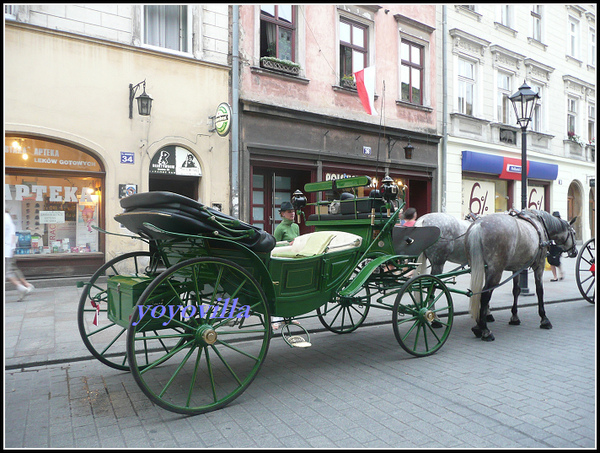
[{"x1": 528, "y1": 210, "x2": 565, "y2": 236}]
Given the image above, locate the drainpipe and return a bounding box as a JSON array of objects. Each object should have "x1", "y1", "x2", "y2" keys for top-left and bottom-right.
[
  {"x1": 441, "y1": 5, "x2": 448, "y2": 213},
  {"x1": 231, "y1": 5, "x2": 240, "y2": 218}
]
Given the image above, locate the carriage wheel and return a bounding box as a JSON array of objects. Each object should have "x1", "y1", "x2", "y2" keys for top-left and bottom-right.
[
  {"x1": 575, "y1": 238, "x2": 595, "y2": 304},
  {"x1": 392, "y1": 274, "x2": 453, "y2": 357},
  {"x1": 127, "y1": 257, "x2": 270, "y2": 415},
  {"x1": 77, "y1": 251, "x2": 160, "y2": 370},
  {"x1": 317, "y1": 268, "x2": 371, "y2": 334}
]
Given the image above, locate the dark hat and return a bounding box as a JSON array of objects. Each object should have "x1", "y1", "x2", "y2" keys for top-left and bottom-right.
[
  {"x1": 280, "y1": 201, "x2": 294, "y2": 211},
  {"x1": 552, "y1": 211, "x2": 561, "y2": 218}
]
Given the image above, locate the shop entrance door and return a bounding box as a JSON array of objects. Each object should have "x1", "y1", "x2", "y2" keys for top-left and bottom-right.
[
  {"x1": 149, "y1": 175, "x2": 198, "y2": 199},
  {"x1": 251, "y1": 167, "x2": 312, "y2": 235}
]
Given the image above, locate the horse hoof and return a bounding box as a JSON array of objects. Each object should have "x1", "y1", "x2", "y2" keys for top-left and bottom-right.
[
  {"x1": 481, "y1": 332, "x2": 495, "y2": 342},
  {"x1": 486, "y1": 314, "x2": 495, "y2": 322},
  {"x1": 509, "y1": 318, "x2": 521, "y2": 326},
  {"x1": 540, "y1": 319, "x2": 553, "y2": 329},
  {"x1": 471, "y1": 326, "x2": 482, "y2": 338}
]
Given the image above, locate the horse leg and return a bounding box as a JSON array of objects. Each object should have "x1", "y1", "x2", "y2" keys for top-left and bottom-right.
[
  {"x1": 509, "y1": 276, "x2": 521, "y2": 325},
  {"x1": 471, "y1": 289, "x2": 495, "y2": 341},
  {"x1": 534, "y1": 273, "x2": 552, "y2": 329}
]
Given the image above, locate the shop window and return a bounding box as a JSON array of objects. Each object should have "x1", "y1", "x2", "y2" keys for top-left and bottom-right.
[{"x1": 5, "y1": 137, "x2": 104, "y2": 256}]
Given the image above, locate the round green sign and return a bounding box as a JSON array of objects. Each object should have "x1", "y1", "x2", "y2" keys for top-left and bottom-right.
[{"x1": 215, "y1": 102, "x2": 232, "y2": 137}]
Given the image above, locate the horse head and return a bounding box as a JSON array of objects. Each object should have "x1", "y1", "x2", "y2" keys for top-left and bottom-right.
[{"x1": 538, "y1": 211, "x2": 578, "y2": 258}]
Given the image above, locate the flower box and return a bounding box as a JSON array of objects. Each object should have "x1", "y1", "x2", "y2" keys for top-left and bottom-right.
[{"x1": 260, "y1": 57, "x2": 300, "y2": 76}]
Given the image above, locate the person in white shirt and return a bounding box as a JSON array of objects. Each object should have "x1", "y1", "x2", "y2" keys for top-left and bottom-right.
[{"x1": 5, "y1": 210, "x2": 34, "y2": 300}]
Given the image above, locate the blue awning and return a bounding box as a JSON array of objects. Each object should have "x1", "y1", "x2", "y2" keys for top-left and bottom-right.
[{"x1": 462, "y1": 151, "x2": 558, "y2": 181}]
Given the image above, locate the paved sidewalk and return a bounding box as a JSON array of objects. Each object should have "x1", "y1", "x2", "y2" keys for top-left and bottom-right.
[{"x1": 4, "y1": 255, "x2": 588, "y2": 369}]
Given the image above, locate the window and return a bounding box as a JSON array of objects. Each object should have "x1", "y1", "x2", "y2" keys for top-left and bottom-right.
[
  {"x1": 497, "y1": 71, "x2": 512, "y2": 124},
  {"x1": 4, "y1": 4, "x2": 16, "y2": 19},
  {"x1": 339, "y1": 18, "x2": 368, "y2": 82},
  {"x1": 590, "y1": 28, "x2": 596, "y2": 67},
  {"x1": 567, "y1": 98, "x2": 578, "y2": 134},
  {"x1": 400, "y1": 40, "x2": 424, "y2": 105},
  {"x1": 568, "y1": 17, "x2": 579, "y2": 58},
  {"x1": 588, "y1": 104, "x2": 595, "y2": 144},
  {"x1": 500, "y1": 5, "x2": 512, "y2": 28},
  {"x1": 260, "y1": 5, "x2": 295, "y2": 61},
  {"x1": 530, "y1": 82, "x2": 543, "y2": 133},
  {"x1": 531, "y1": 5, "x2": 543, "y2": 42},
  {"x1": 458, "y1": 58, "x2": 475, "y2": 116},
  {"x1": 144, "y1": 5, "x2": 189, "y2": 53}
]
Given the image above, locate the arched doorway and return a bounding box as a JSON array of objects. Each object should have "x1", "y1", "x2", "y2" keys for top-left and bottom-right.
[
  {"x1": 149, "y1": 145, "x2": 201, "y2": 199},
  {"x1": 567, "y1": 181, "x2": 583, "y2": 239}
]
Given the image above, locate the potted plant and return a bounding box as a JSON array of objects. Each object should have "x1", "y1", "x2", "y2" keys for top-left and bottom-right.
[
  {"x1": 260, "y1": 56, "x2": 301, "y2": 75},
  {"x1": 340, "y1": 75, "x2": 356, "y2": 89},
  {"x1": 567, "y1": 131, "x2": 584, "y2": 146}
]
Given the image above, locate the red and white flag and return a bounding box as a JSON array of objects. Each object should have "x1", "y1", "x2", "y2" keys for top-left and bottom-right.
[{"x1": 353, "y1": 66, "x2": 377, "y2": 115}]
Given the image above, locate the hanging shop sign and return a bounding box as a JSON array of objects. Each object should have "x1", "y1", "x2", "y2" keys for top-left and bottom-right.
[
  {"x1": 149, "y1": 146, "x2": 202, "y2": 176},
  {"x1": 214, "y1": 102, "x2": 232, "y2": 137}
]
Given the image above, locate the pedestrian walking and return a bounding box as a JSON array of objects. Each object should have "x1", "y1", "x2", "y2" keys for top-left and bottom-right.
[
  {"x1": 547, "y1": 211, "x2": 564, "y2": 282},
  {"x1": 5, "y1": 210, "x2": 34, "y2": 300}
]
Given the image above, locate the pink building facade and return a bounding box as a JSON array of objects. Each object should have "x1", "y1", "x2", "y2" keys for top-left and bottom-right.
[{"x1": 237, "y1": 5, "x2": 439, "y2": 234}]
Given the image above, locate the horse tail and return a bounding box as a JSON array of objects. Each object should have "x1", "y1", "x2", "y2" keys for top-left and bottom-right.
[{"x1": 467, "y1": 224, "x2": 485, "y2": 321}]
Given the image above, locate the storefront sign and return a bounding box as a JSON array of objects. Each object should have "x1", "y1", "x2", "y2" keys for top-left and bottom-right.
[
  {"x1": 527, "y1": 185, "x2": 545, "y2": 210},
  {"x1": 462, "y1": 179, "x2": 495, "y2": 217},
  {"x1": 150, "y1": 146, "x2": 202, "y2": 176},
  {"x1": 39, "y1": 210, "x2": 65, "y2": 224},
  {"x1": 5, "y1": 137, "x2": 102, "y2": 172},
  {"x1": 214, "y1": 102, "x2": 232, "y2": 137},
  {"x1": 5, "y1": 184, "x2": 96, "y2": 202}
]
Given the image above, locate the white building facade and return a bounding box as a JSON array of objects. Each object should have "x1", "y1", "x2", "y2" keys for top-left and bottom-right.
[
  {"x1": 437, "y1": 4, "x2": 595, "y2": 242},
  {"x1": 4, "y1": 5, "x2": 232, "y2": 277}
]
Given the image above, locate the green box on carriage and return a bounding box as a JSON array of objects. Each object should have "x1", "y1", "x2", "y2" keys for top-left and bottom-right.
[{"x1": 107, "y1": 275, "x2": 164, "y2": 329}]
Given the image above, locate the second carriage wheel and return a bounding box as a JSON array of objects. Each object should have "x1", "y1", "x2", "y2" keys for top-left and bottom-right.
[
  {"x1": 392, "y1": 274, "x2": 453, "y2": 357},
  {"x1": 77, "y1": 251, "x2": 161, "y2": 370},
  {"x1": 127, "y1": 257, "x2": 271, "y2": 415},
  {"x1": 317, "y1": 269, "x2": 371, "y2": 334},
  {"x1": 575, "y1": 237, "x2": 595, "y2": 304}
]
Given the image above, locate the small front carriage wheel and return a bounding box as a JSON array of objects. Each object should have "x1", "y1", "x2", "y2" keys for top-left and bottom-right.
[
  {"x1": 317, "y1": 268, "x2": 371, "y2": 334},
  {"x1": 392, "y1": 274, "x2": 453, "y2": 357},
  {"x1": 77, "y1": 251, "x2": 161, "y2": 370},
  {"x1": 127, "y1": 257, "x2": 271, "y2": 415}
]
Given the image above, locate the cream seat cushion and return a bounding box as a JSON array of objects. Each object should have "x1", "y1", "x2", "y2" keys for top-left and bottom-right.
[{"x1": 271, "y1": 231, "x2": 362, "y2": 258}]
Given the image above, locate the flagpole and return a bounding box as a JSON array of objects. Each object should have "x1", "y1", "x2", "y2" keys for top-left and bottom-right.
[{"x1": 375, "y1": 80, "x2": 385, "y2": 183}]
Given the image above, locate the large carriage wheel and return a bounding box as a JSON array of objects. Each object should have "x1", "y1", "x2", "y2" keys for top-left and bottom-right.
[
  {"x1": 77, "y1": 251, "x2": 160, "y2": 370},
  {"x1": 575, "y1": 238, "x2": 595, "y2": 304},
  {"x1": 317, "y1": 268, "x2": 371, "y2": 334},
  {"x1": 127, "y1": 257, "x2": 271, "y2": 415},
  {"x1": 392, "y1": 274, "x2": 453, "y2": 357}
]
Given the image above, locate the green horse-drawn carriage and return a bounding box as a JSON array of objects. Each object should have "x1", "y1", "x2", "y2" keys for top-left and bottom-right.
[{"x1": 77, "y1": 175, "x2": 452, "y2": 414}]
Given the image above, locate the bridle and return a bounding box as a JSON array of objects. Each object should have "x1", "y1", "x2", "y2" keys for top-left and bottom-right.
[{"x1": 559, "y1": 224, "x2": 578, "y2": 257}]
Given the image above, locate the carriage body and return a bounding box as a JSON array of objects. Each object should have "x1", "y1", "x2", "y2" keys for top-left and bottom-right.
[{"x1": 78, "y1": 175, "x2": 452, "y2": 416}]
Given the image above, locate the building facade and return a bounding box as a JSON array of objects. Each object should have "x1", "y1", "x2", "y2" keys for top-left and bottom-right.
[
  {"x1": 437, "y1": 5, "x2": 596, "y2": 241},
  {"x1": 5, "y1": 5, "x2": 231, "y2": 277},
  {"x1": 236, "y1": 5, "x2": 440, "y2": 235}
]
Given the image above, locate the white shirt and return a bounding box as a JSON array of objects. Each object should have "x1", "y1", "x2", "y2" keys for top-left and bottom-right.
[{"x1": 5, "y1": 212, "x2": 17, "y2": 258}]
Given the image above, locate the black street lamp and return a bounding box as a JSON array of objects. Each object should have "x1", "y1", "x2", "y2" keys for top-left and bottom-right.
[
  {"x1": 508, "y1": 80, "x2": 540, "y2": 293},
  {"x1": 129, "y1": 80, "x2": 153, "y2": 119}
]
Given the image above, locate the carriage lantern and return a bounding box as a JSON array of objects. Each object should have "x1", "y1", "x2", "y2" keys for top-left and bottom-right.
[
  {"x1": 381, "y1": 175, "x2": 399, "y2": 202},
  {"x1": 291, "y1": 189, "x2": 307, "y2": 210}
]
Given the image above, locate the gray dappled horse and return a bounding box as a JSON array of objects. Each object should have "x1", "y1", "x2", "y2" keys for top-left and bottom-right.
[
  {"x1": 415, "y1": 213, "x2": 494, "y2": 322},
  {"x1": 466, "y1": 210, "x2": 577, "y2": 341},
  {"x1": 415, "y1": 213, "x2": 472, "y2": 275}
]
